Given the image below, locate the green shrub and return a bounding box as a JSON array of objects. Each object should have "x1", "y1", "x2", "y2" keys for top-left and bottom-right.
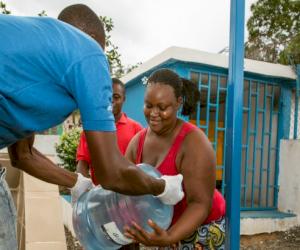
[{"x1": 55, "y1": 127, "x2": 81, "y2": 172}]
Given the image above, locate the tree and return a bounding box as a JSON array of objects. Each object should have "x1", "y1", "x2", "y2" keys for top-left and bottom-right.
[
  {"x1": 245, "y1": 0, "x2": 300, "y2": 64},
  {"x1": 0, "y1": 1, "x2": 10, "y2": 14},
  {"x1": 99, "y1": 16, "x2": 141, "y2": 78},
  {"x1": 38, "y1": 10, "x2": 47, "y2": 17},
  {"x1": 279, "y1": 33, "x2": 300, "y2": 65},
  {"x1": 100, "y1": 16, "x2": 123, "y2": 78},
  {"x1": 55, "y1": 127, "x2": 81, "y2": 172}
]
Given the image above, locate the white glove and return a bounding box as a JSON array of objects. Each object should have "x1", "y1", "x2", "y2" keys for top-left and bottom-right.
[
  {"x1": 155, "y1": 174, "x2": 184, "y2": 205},
  {"x1": 71, "y1": 173, "x2": 94, "y2": 206}
]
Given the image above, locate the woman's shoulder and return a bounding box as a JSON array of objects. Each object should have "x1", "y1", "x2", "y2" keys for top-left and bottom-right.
[
  {"x1": 181, "y1": 121, "x2": 213, "y2": 151},
  {"x1": 182, "y1": 120, "x2": 198, "y2": 130},
  {"x1": 180, "y1": 121, "x2": 204, "y2": 138}
]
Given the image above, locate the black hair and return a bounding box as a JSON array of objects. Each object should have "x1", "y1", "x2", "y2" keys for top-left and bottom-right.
[
  {"x1": 147, "y1": 69, "x2": 200, "y2": 116},
  {"x1": 58, "y1": 4, "x2": 105, "y2": 48},
  {"x1": 112, "y1": 78, "x2": 125, "y2": 94}
]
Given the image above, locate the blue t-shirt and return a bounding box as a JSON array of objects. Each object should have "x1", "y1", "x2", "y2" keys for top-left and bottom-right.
[{"x1": 0, "y1": 15, "x2": 116, "y2": 149}]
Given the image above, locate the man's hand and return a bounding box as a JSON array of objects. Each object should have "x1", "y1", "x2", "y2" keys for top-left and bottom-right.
[
  {"x1": 71, "y1": 173, "x2": 93, "y2": 206},
  {"x1": 156, "y1": 174, "x2": 184, "y2": 205}
]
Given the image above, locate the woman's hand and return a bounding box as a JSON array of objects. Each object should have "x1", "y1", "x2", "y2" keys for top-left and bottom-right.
[{"x1": 124, "y1": 219, "x2": 177, "y2": 247}]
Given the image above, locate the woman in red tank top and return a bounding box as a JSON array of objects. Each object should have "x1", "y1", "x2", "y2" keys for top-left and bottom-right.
[{"x1": 124, "y1": 69, "x2": 225, "y2": 250}]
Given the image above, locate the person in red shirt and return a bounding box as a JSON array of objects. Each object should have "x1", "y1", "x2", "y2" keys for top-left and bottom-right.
[
  {"x1": 124, "y1": 69, "x2": 226, "y2": 249},
  {"x1": 76, "y1": 78, "x2": 142, "y2": 185}
]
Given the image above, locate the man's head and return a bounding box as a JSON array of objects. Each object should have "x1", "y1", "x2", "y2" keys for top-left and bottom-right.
[
  {"x1": 112, "y1": 78, "x2": 126, "y2": 120},
  {"x1": 58, "y1": 4, "x2": 105, "y2": 49}
]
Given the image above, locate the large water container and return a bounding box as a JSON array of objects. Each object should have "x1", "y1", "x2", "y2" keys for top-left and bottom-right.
[{"x1": 72, "y1": 163, "x2": 174, "y2": 250}]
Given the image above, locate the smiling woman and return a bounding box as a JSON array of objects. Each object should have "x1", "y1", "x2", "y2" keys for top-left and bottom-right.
[{"x1": 125, "y1": 69, "x2": 226, "y2": 249}]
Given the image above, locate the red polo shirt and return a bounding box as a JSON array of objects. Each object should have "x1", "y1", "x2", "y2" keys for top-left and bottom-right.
[{"x1": 76, "y1": 113, "x2": 142, "y2": 185}]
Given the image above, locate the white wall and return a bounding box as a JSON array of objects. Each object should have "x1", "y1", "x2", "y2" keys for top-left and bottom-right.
[
  {"x1": 34, "y1": 135, "x2": 61, "y2": 164},
  {"x1": 0, "y1": 135, "x2": 60, "y2": 163},
  {"x1": 289, "y1": 92, "x2": 300, "y2": 139},
  {"x1": 278, "y1": 139, "x2": 300, "y2": 217},
  {"x1": 241, "y1": 216, "x2": 298, "y2": 235}
]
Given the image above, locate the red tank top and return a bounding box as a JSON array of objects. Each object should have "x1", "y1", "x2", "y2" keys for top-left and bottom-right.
[{"x1": 136, "y1": 122, "x2": 225, "y2": 225}]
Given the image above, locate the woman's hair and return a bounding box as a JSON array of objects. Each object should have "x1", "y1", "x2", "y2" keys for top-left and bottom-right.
[{"x1": 147, "y1": 69, "x2": 200, "y2": 116}]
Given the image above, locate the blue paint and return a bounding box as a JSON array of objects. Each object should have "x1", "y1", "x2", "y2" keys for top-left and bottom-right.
[
  {"x1": 221, "y1": 77, "x2": 229, "y2": 197},
  {"x1": 273, "y1": 87, "x2": 291, "y2": 207},
  {"x1": 279, "y1": 87, "x2": 292, "y2": 140},
  {"x1": 124, "y1": 77, "x2": 147, "y2": 127},
  {"x1": 123, "y1": 61, "x2": 289, "y2": 214},
  {"x1": 122, "y1": 20, "x2": 295, "y2": 238},
  {"x1": 225, "y1": 1, "x2": 245, "y2": 249},
  {"x1": 250, "y1": 81, "x2": 259, "y2": 208},
  {"x1": 214, "y1": 75, "x2": 221, "y2": 160},
  {"x1": 205, "y1": 73, "x2": 212, "y2": 136},
  {"x1": 295, "y1": 65, "x2": 300, "y2": 139},
  {"x1": 195, "y1": 72, "x2": 202, "y2": 128},
  {"x1": 174, "y1": 64, "x2": 190, "y2": 122},
  {"x1": 242, "y1": 80, "x2": 251, "y2": 208},
  {"x1": 266, "y1": 86, "x2": 275, "y2": 207},
  {"x1": 258, "y1": 84, "x2": 266, "y2": 207}
]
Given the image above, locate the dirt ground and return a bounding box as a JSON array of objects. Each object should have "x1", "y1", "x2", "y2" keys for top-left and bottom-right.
[
  {"x1": 240, "y1": 226, "x2": 300, "y2": 250},
  {"x1": 64, "y1": 226, "x2": 82, "y2": 250},
  {"x1": 65, "y1": 226, "x2": 300, "y2": 250}
]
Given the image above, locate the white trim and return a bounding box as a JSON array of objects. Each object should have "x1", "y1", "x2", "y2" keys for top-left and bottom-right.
[{"x1": 121, "y1": 46, "x2": 296, "y2": 83}]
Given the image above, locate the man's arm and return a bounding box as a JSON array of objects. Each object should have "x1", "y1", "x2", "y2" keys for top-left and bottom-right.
[
  {"x1": 68, "y1": 56, "x2": 183, "y2": 203},
  {"x1": 8, "y1": 135, "x2": 77, "y2": 188},
  {"x1": 85, "y1": 131, "x2": 165, "y2": 196},
  {"x1": 66, "y1": 55, "x2": 161, "y2": 194}
]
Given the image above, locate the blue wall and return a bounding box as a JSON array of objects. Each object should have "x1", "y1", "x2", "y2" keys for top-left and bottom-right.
[
  {"x1": 124, "y1": 61, "x2": 230, "y2": 126},
  {"x1": 123, "y1": 59, "x2": 296, "y2": 212},
  {"x1": 123, "y1": 61, "x2": 294, "y2": 128},
  {"x1": 123, "y1": 76, "x2": 147, "y2": 127}
]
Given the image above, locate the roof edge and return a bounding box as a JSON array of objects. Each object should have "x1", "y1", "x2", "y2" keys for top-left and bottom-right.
[{"x1": 121, "y1": 46, "x2": 297, "y2": 84}]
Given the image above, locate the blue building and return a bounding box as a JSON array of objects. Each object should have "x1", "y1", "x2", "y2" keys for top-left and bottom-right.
[{"x1": 122, "y1": 46, "x2": 299, "y2": 213}]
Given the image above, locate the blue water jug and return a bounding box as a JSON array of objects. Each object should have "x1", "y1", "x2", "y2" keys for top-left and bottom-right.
[{"x1": 72, "y1": 163, "x2": 174, "y2": 250}]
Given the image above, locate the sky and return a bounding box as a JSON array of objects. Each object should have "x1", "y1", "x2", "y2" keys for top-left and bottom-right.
[{"x1": 4, "y1": 0, "x2": 257, "y2": 67}]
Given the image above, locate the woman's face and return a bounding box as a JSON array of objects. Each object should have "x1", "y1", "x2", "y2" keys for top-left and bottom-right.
[{"x1": 144, "y1": 83, "x2": 181, "y2": 134}]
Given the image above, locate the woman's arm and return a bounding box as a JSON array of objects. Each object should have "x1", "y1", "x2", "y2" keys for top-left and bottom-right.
[
  {"x1": 124, "y1": 132, "x2": 139, "y2": 163},
  {"x1": 124, "y1": 129, "x2": 216, "y2": 246},
  {"x1": 168, "y1": 129, "x2": 216, "y2": 242}
]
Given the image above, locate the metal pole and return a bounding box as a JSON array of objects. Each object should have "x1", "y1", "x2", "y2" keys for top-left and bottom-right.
[
  {"x1": 294, "y1": 65, "x2": 300, "y2": 139},
  {"x1": 225, "y1": 0, "x2": 245, "y2": 249}
]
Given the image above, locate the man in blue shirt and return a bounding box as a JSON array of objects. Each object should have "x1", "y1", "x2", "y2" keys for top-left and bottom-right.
[{"x1": 0, "y1": 4, "x2": 183, "y2": 249}]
